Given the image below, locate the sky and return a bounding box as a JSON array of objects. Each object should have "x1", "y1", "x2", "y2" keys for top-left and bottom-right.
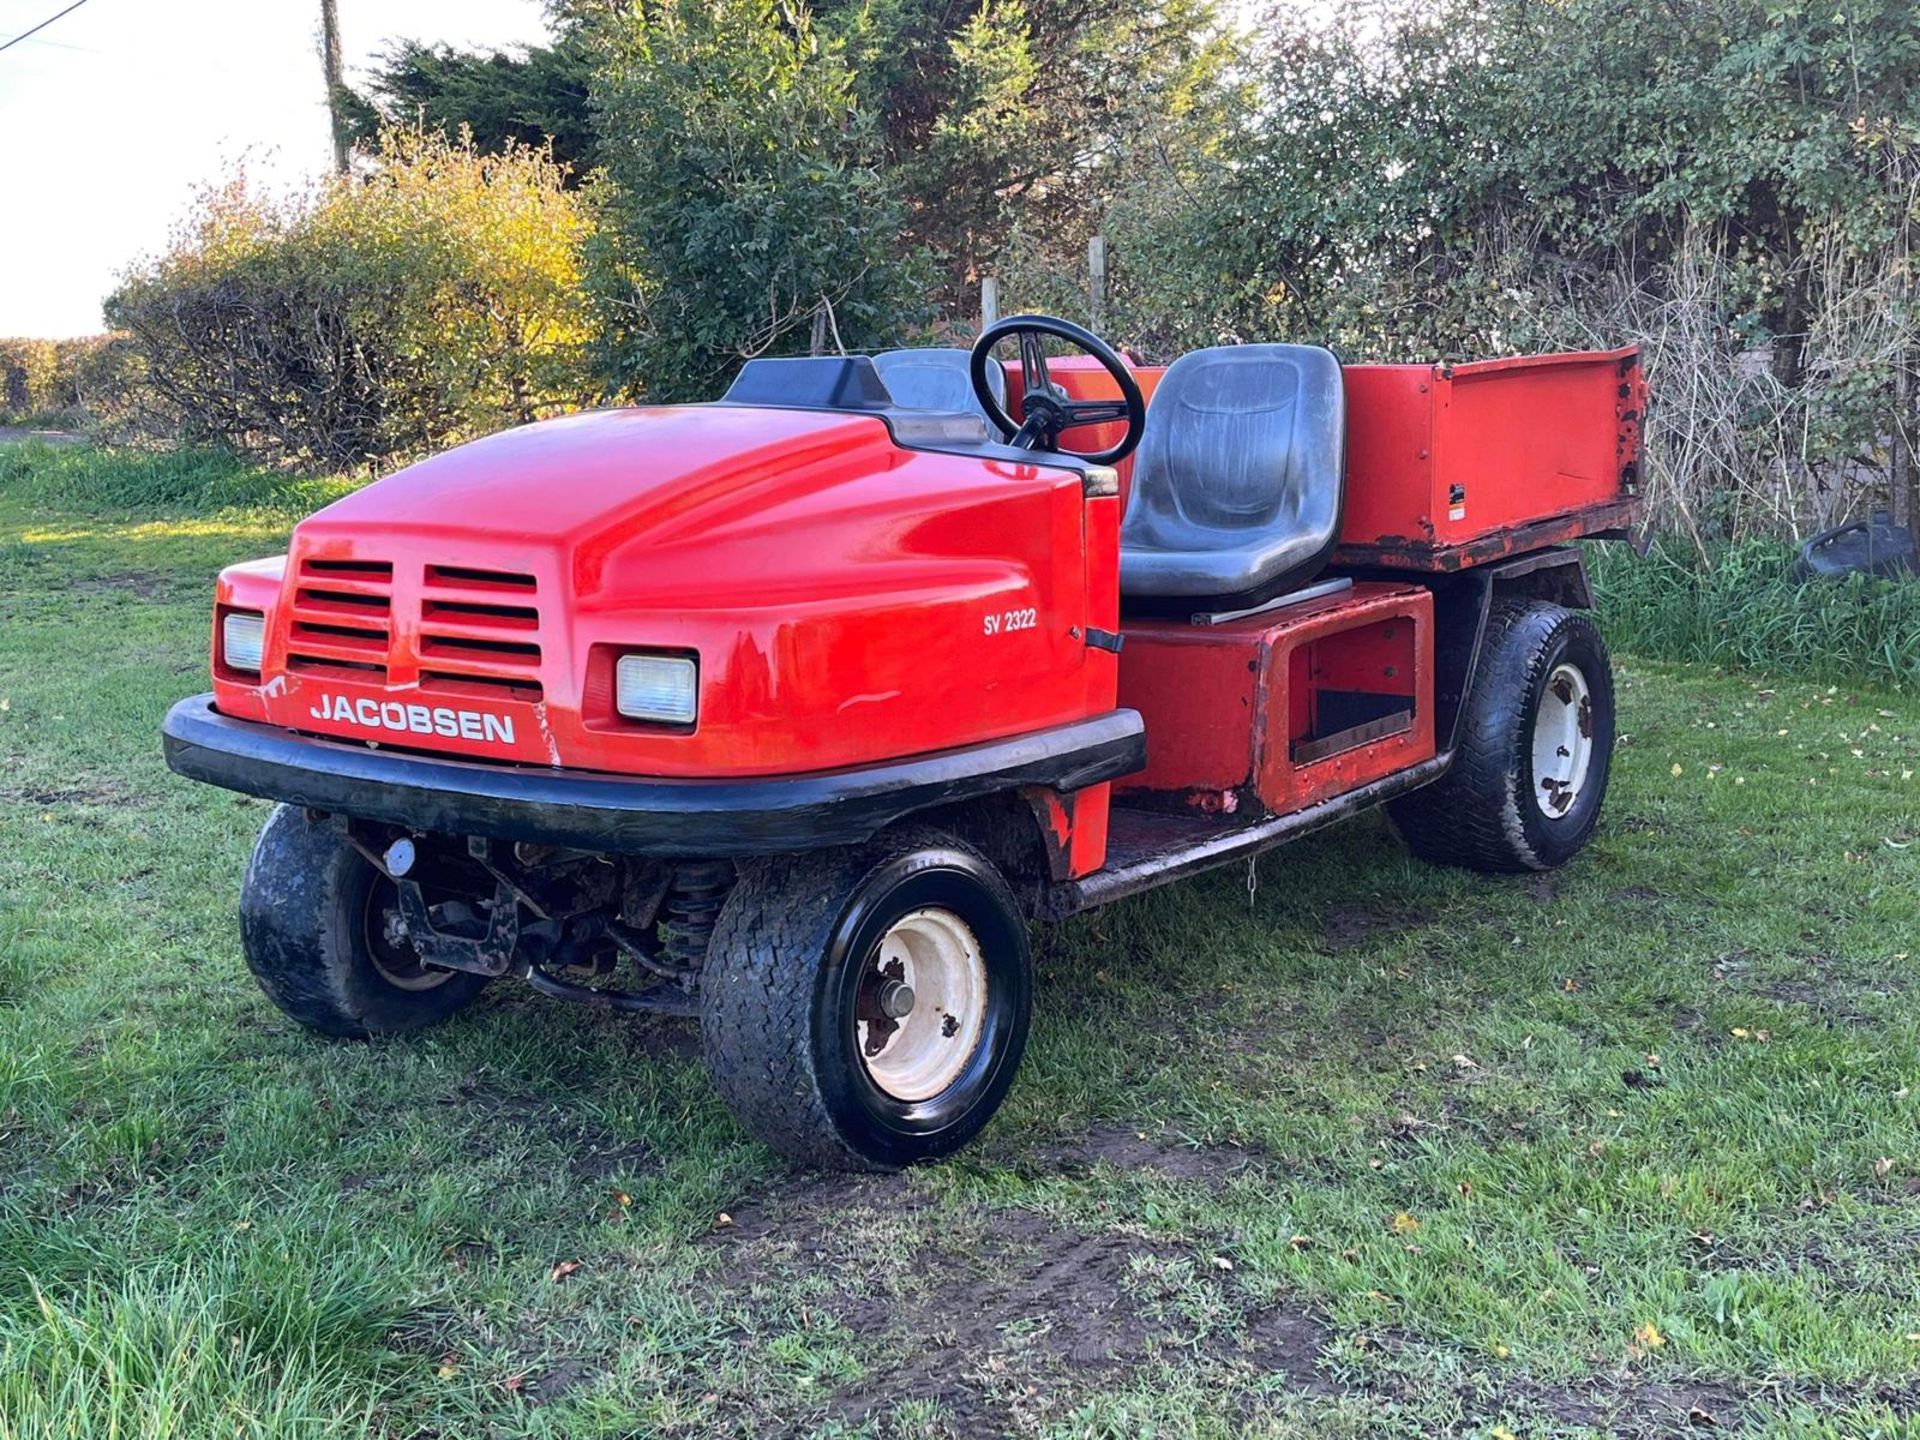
[{"x1": 0, "y1": 0, "x2": 555, "y2": 338}]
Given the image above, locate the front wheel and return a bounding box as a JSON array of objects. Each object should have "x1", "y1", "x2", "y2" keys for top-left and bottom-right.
[
  {"x1": 1389, "y1": 600, "x2": 1616, "y2": 872},
  {"x1": 240, "y1": 805, "x2": 491, "y2": 1037},
  {"x1": 701, "y1": 827, "x2": 1032, "y2": 1170}
]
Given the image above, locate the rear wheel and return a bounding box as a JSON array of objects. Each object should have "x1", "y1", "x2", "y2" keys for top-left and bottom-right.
[
  {"x1": 241, "y1": 805, "x2": 490, "y2": 1037},
  {"x1": 1389, "y1": 600, "x2": 1616, "y2": 871},
  {"x1": 701, "y1": 826, "x2": 1032, "y2": 1170}
]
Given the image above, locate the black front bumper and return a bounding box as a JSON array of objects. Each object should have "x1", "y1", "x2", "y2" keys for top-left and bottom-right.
[{"x1": 162, "y1": 695, "x2": 1146, "y2": 857}]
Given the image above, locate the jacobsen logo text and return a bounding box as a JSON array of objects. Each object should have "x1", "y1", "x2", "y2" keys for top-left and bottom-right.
[{"x1": 309, "y1": 693, "x2": 516, "y2": 745}]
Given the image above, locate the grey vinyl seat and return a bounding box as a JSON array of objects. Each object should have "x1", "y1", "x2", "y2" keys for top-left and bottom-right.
[
  {"x1": 1119, "y1": 344, "x2": 1346, "y2": 613},
  {"x1": 872, "y1": 348, "x2": 1006, "y2": 425}
]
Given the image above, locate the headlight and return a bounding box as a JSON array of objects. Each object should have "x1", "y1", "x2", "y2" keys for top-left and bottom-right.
[
  {"x1": 615, "y1": 653, "x2": 697, "y2": 725},
  {"x1": 222, "y1": 611, "x2": 266, "y2": 673}
]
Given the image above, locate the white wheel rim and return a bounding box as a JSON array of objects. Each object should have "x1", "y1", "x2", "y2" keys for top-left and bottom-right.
[
  {"x1": 857, "y1": 907, "x2": 988, "y2": 1102},
  {"x1": 1531, "y1": 662, "x2": 1594, "y2": 821}
]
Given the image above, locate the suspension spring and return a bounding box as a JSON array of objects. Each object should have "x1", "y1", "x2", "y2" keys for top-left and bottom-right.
[{"x1": 657, "y1": 860, "x2": 736, "y2": 971}]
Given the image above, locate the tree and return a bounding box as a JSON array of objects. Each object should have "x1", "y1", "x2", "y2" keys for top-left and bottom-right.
[
  {"x1": 583, "y1": 0, "x2": 928, "y2": 401},
  {"x1": 819, "y1": 0, "x2": 1235, "y2": 302},
  {"x1": 353, "y1": 0, "x2": 1234, "y2": 309},
  {"x1": 358, "y1": 34, "x2": 598, "y2": 183}
]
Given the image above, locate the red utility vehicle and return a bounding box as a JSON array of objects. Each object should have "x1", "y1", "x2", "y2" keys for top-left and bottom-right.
[{"x1": 164, "y1": 316, "x2": 1645, "y2": 1170}]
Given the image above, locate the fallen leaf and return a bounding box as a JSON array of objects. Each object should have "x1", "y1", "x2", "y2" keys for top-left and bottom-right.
[
  {"x1": 1634, "y1": 1321, "x2": 1667, "y2": 1350},
  {"x1": 549, "y1": 1260, "x2": 581, "y2": 1283},
  {"x1": 1874, "y1": 1157, "x2": 1894, "y2": 1180},
  {"x1": 1288, "y1": 1234, "x2": 1312, "y2": 1250},
  {"x1": 614, "y1": 1191, "x2": 632, "y2": 1207},
  {"x1": 1389, "y1": 1211, "x2": 1421, "y2": 1235},
  {"x1": 1671, "y1": 763, "x2": 1684, "y2": 777},
  {"x1": 1211, "y1": 1255, "x2": 1234, "y2": 1272},
  {"x1": 1689, "y1": 1404, "x2": 1719, "y2": 1427}
]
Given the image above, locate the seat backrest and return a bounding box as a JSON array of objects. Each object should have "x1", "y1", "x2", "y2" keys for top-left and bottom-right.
[
  {"x1": 872, "y1": 348, "x2": 1005, "y2": 422},
  {"x1": 1119, "y1": 344, "x2": 1345, "y2": 607}
]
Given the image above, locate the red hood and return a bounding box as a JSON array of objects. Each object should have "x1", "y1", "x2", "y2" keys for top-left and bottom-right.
[
  {"x1": 213, "y1": 402, "x2": 1121, "y2": 777},
  {"x1": 301, "y1": 405, "x2": 898, "y2": 550}
]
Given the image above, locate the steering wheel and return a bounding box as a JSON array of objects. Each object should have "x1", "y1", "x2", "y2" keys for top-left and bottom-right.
[{"x1": 969, "y1": 313, "x2": 1146, "y2": 467}]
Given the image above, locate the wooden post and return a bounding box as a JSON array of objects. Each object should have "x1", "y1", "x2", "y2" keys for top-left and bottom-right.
[
  {"x1": 320, "y1": 0, "x2": 350, "y2": 175},
  {"x1": 1088, "y1": 235, "x2": 1108, "y2": 332},
  {"x1": 810, "y1": 306, "x2": 827, "y2": 357},
  {"x1": 1895, "y1": 354, "x2": 1915, "y2": 528},
  {"x1": 981, "y1": 276, "x2": 1001, "y2": 331}
]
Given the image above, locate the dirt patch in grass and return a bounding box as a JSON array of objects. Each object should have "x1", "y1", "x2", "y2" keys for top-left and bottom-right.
[
  {"x1": 70, "y1": 569, "x2": 175, "y2": 602},
  {"x1": 701, "y1": 1169, "x2": 1335, "y2": 1435},
  {"x1": 522, "y1": 1355, "x2": 596, "y2": 1406},
  {"x1": 1021, "y1": 1122, "x2": 1269, "y2": 1187},
  {"x1": 1510, "y1": 1372, "x2": 1920, "y2": 1433},
  {"x1": 0, "y1": 769, "x2": 140, "y2": 808},
  {"x1": 440, "y1": 1073, "x2": 660, "y2": 1181},
  {"x1": 1318, "y1": 901, "x2": 1436, "y2": 954}
]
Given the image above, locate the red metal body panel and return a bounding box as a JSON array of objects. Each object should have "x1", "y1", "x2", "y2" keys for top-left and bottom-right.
[
  {"x1": 1115, "y1": 584, "x2": 1435, "y2": 818},
  {"x1": 1335, "y1": 347, "x2": 1643, "y2": 568},
  {"x1": 211, "y1": 406, "x2": 1121, "y2": 782}
]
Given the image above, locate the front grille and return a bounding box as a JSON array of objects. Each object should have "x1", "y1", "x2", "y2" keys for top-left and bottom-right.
[
  {"x1": 287, "y1": 557, "x2": 393, "y2": 680},
  {"x1": 417, "y1": 563, "x2": 544, "y2": 701}
]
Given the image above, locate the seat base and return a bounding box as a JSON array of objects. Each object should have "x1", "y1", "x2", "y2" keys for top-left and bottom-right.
[{"x1": 1117, "y1": 544, "x2": 1343, "y2": 619}]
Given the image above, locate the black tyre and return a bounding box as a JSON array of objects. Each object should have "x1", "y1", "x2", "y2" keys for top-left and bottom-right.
[
  {"x1": 701, "y1": 826, "x2": 1032, "y2": 1170},
  {"x1": 1389, "y1": 600, "x2": 1616, "y2": 872},
  {"x1": 240, "y1": 805, "x2": 490, "y2": 1038}
]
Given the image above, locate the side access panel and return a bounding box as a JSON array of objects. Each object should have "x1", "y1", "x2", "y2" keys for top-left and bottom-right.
[{"x1": 1115, "y1": 583, "x2": 1436, "y2": 819}]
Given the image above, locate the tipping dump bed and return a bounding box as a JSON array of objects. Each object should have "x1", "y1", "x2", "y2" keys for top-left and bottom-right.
[{"x1": 1332, "y1": 346, "x2": 1645, "y2": 571}]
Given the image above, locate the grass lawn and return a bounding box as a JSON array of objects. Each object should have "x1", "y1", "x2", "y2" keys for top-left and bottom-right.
[{"x1": 2, "y1": 443, "x2": 1918, "y2": 1438}]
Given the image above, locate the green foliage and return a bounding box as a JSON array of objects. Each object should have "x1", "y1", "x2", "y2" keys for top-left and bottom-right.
[
  {"x1": 356, "y1": 34, "x2": 598, "y2": 184},
  {"x1": 1012, "y1": 0, "x2": 1920, "y2": 537},
  {"x1": 0, "y1": 440, "x2": 355, "y2": 518},
  {"x1": 105, "y1": 129, "x2": 596, "y2": 469},
  {"x1": 820, "y1": 0, "x2": 1236, "y2": 302},
  {"x1": 1591, "y1": 539, "x2": 1920, "y2": 692},
  {"x1": 0, "y1": 336, "x2": 140, "y2": 429},
  {"x1": 1075, "y1": 0, "x2": 1920, "y2": 352},
  {"x1": 583, "y1": 0, "x2": 930, "y2": 401},
  {"x1": 0, "y1": 339, "x2": 57, "y2": 423}
]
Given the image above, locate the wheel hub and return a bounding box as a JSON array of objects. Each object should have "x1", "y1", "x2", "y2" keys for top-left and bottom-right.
[
  {"x1": 365, "y1": 878, "x2": 458, "y2": 992},
  {"x1": 1531, "y1": 662, "x2": 1595, "y2": 820},
  {"x1": 855, "y1": 907, "x2": 987, "y2": 1102}
]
